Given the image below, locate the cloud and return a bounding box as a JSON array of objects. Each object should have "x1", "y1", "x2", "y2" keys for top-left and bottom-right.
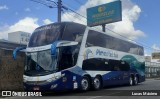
[
  {"x1": 152, "y1": 44, "x2": 160, "y2": 52},
  {"x1": 144, "y1": 44, "x2": 160, "y2": 56},
  {"x1": 0, "y1": 17, "x2": 39, "y2": 39},
  {"x1": 25, "y1": 8, "x2": 31, "y2": 12},
  {"x1": 0, "y1": 5, "x2": 9, "y2": 10},
  {"x1": 62, "y1": 0, "x2": 145, "y2": 40},
  {"x1": 43, "y1": 19, "x2": 53, "y2": 25},
  {"x1": 144, "y1": 49, "x2": 152, "y2": 56},
  {"x1": 0, "y1": 25, "x2": 10, "y2": 39}
]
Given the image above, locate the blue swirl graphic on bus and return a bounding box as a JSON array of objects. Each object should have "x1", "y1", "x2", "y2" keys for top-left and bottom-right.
[
  {"x1": 121, "y1": 55, "x2": 145, "y2": 76},
  {"x1": 84, "y1": 49, "x2": 93, "y2": 59}
]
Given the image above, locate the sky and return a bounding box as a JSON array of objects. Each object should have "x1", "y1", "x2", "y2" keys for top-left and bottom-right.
[{"x1": 0, "y1": 0, "x2": 160, "y2": 56}]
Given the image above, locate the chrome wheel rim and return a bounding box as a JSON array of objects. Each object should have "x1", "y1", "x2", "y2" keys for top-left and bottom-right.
[
  {"x1": 81, "y1": 78, "x2": 89, "y2": 90},
  {"x1": 130, "y1": 77, "x2": 133, "y2": 85},
  {"x1": 94, "y1": 78, "x2": 100, "y2": 89},
  {"x1": 134, "y1": 77, "x2": 138, "y2": 85}
]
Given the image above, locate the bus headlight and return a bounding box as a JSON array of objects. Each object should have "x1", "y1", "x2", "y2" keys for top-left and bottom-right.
[
  {"x1": 47, "y1": 76, "x2": 61, "y2": 82},
  {"x1": 47, "y1": 77, "x2": 55, "y2": 82}
]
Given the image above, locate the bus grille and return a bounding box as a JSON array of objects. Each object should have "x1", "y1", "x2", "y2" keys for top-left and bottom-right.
[{"x1": 25, "y1": 80, "x2": 49, "y2": 85}]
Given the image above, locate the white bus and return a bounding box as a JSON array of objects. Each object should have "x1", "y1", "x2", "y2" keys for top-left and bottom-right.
[{"x1": 13, "y1": 22, "x2": 145, "y2": 91}]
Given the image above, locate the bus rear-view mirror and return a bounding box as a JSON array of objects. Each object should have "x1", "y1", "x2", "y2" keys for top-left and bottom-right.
[{"x1": 13, "y1": 46, "x2": 26, "y2": 60}]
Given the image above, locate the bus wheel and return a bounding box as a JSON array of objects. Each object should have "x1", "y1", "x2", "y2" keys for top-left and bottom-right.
[
  {"x1": 129, "y1": 76, "x2": 133, "y2": 86},
  {"x1": 134, "y1": 76, "x2": 138, "y2": 85},
  {"x1": 81, "y1": 76, "x2": 90, "y2": 91},
  {"x1": 93, "y1": 76, "x2": 102, "y2": 90}
]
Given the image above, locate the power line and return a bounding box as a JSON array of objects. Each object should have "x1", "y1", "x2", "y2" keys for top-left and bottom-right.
[
  {"x1": 62, "y1": 10, "x2": 74, "y2": 22},
  {"x1": 62, "y1": 3, "x2": 86, "y2": 19},
  {"x1": 64, "y1": 10, "x2": 86, "y2": 24},
  {"x1": 46, "y1": 0, "x2": 57, "y2": 5},
  {"x1": 63, "y1": 0, "x2": 78, "y2": 10},
  {"x1": 30, "y1": 0, "x2": 57, "y2": 8},
  {"x1": 67, "y1": 7, "x2": 86, "y2": 19},
  {"x1": 74, "y1": 0, "x2": 84, "y2": 6}
]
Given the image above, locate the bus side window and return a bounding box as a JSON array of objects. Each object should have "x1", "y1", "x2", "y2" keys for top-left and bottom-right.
[
  {"x1": 58, "y1": 46, "x2": 73, "y2": 70},
  {"x1": 82, "y1": 58, "x2": 130, "y2": 71},
  {"x1": 119, "y1": 61, "x2": 130, "y2": 71},
  {"x1": 86, "y1": 30, "x2": 106, "y2": 48},
  {"x1": 82, "y1": 58, "x2": 110, "y2": 71},
  {"x1": 58, "y1": 46, "x2": 79, "y2": 70}
]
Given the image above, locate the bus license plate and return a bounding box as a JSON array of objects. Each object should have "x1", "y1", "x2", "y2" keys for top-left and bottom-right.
[{"x1": 33, "y1": 87, "x2": 40, "y2": 91}]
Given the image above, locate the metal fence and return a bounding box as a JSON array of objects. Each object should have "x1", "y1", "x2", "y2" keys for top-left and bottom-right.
[{"x1": 145, "y1": 62, "x2": 160, "y2": 78}]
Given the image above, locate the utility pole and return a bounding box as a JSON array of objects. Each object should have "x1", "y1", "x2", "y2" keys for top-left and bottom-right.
[
  {"x1": 57, "y1": 0, "x2": 62, "y2": 22},
  {"x1": 30, "y1": 0, "x2": 64, "y2": 22}
]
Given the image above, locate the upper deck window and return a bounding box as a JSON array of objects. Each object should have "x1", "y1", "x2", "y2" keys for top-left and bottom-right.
[
  {"x1": 28, "y1": 24, "x2": 63, "y2": 47},
  {"x1": 28, "y1": 23, "x2": 86, "y2": 47},
  {"x1": 86, "y1": 30, "x2": 144, "y2": 56},
  {"x1": 61, "y1": 23, "x2": 86, "y2": 44}
]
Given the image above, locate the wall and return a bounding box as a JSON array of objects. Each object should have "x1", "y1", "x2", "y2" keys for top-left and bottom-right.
[{"x1": 0, "y1": 49, "x2": 25, "y2": 91}]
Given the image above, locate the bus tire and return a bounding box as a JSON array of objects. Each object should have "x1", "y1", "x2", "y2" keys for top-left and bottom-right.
[
  {"x1": 93, "y1": 76, "x2": 102, "y2": 90},
  {"x1": 134, "y1": 76, "x2": 138, "y2": 85},
  {"x1": 81, "y1": 76, "x2": 90, "y2": 91},
  {"x1": 129, "y1": 76, "x2": 133, "y2": 86}
]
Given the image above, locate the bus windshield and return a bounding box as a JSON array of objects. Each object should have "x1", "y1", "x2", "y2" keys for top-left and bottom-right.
[
  {"x1": 25, "y1": 50, "x2": 57, "y2": 75},
  {"x1": 25, "y1": 22, "x2": 86, "y2": 75}
]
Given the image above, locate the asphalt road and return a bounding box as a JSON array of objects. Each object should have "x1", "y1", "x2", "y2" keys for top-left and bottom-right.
[{"x1": 3, "y1": 79, "x2": 160, "y2": 99}]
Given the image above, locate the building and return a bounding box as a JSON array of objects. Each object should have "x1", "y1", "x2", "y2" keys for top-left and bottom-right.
[
  {"x1": 145, "y1": 55, "x2": 160, "y2": 78},
  {"x1": 151, "y1": 52, "x2": 160, "y2": 62},
  {"x1": 145, "y1": 56, "x2": 151, "y2": 62},
  {"x1": 145, "y1": 62, "x2": 160, "y2": 78},
  {"x1": 8, "y1": 31, "x2": 31, "y2": 45}
]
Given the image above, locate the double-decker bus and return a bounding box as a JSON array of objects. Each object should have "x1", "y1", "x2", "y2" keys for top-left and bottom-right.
[{"x1": 13, "y1": 22, "x2": 145, "y2": 91}]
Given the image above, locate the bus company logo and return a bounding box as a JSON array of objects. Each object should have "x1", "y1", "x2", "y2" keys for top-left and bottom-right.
[
  {"x1": 84, "y1": 49, "x2": 93, "y2": 59},
  {"x1": 98, "y1": 6, "x2": 106, "y2": 13},
  {"x1": 96, "y1": 49, "x2": 118, "y2": 58}
]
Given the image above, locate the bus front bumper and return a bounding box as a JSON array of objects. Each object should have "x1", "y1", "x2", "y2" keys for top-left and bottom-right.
[{"x1": 23, "y1": 78, "x2": 64, "y2": 91}]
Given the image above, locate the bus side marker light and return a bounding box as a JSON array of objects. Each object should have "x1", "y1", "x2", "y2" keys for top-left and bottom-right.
[{"x1": 62, "y1": 77, "x2": 67, "y2": 82}]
